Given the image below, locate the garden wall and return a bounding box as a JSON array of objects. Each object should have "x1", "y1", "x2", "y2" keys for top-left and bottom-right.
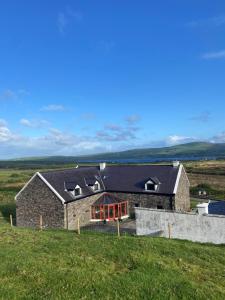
[{"x1": 135, "y1": 208, "x2": 225, "y2": 244}]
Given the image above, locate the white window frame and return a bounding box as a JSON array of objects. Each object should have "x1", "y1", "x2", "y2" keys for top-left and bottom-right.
[
  {"x1": 92, "y1": 180, "x2": 100, "y2": 192},
  {"x1": 145, "y1": 180, "x2": 157, "y2": 191},
  {"x1": 70, "y1": 185, "x2": 82, "y2": 197}
]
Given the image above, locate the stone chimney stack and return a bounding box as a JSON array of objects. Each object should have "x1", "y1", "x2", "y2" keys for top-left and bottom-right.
[
  {"x1": 172, "y1": 161, "x2": 180, "y2": 168},
  {"x1": 99, "y1": 162, "x2": 106, "y2": 171}
]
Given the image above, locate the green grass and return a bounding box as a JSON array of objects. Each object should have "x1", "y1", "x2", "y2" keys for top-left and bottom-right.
[
  {"x1": 0, "y1": 165, "x2": 225, "y2": 299},
  {"x1": 0, "y1": 225, "x2": 225, "y2": 300},
  {"x1": 190, "y1": 184, "x2": 225, "y2": 200}
]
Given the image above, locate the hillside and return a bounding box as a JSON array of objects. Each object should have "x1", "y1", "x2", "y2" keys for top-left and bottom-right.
[
  {"x1": 0, "y1": 225, "x2": 225, "y2": 299},
  {"x1": 1, "y1": 142, "x2": 225, "y2": 168}
]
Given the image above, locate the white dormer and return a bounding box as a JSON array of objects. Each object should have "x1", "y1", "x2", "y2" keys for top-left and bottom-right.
[
  {"x1": 145, "y1": 180, "x2": 158, "y2": 191},
  {"x1": 72, "y1": 185, "x2": 82, "y2": 197},
  {"x1": 92, "y1": 180, "x2": 100, "y2": 192}
]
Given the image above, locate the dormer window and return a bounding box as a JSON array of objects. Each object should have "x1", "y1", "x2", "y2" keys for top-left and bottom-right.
[
  {"x1": 146, "y1": 182, "x2": 156, "y2": 191},
  {"x1": 85, "y1": 177, "x2": 101, "y2": 192},
  {"x1": 92, "y1": 181, "x2": 100, "y2": 191},
  {"x1": 64, "y1": 181, "x2": 82, "y2": 198},
  {"x1": 74, "y1": 185, "x2": 82, "y2": 196},
  {"x1": 145, "y1": 177, "x2": 160, "y2": 192}
]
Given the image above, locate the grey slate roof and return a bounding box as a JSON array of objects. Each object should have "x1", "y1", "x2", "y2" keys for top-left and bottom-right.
[
  {"x1": 93, "y1": 193, "x2": 126, "y2": 205},
  {"x1": 40, "y1": 164, "x2": 180, "y2": 203}
]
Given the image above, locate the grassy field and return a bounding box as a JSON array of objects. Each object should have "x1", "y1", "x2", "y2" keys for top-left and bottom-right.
[
  {"x1": 0, "y1": 161, "x2": 225, "y2": 299},
  {"x1": 184, "y1": 160, "x2": 225, "y2": 200},
  {"x1": 0, "y1": 225, "x2": 225, "y2": 299}
]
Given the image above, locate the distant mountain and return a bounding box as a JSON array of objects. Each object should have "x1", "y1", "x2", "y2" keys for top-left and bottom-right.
[
  {"x1": 2, "y1": 142, "x2": 225, "y2": 168},
  {"x1": 77, "y1": 142, "x2": 225, "y2": 160}
]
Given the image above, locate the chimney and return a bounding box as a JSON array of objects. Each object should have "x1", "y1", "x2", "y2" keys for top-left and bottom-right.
[
  {"x1": 197, "y1": 202, "x2": 209, "y2": 215},
  {"x1": 172, "y1": 161, "x2": 180, "y2": 168},
  {"x1": 99, "y1": 162, "x2": 106, "y2": 171}
]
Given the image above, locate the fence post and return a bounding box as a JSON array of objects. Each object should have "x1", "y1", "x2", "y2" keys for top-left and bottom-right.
[
  {"x1": 77, "y1": 217, "x2": 80, "y2": 235},
  {"x1": 10, "y1": 214, "x2": 13, "y2": 227},
  {"x1": 40, "y1": 215, "x2": 43, "y2": 231},
  {"x1": 168, "y1": 223, "x2": 171, "y2": 239},
  {"x1": 117, "y1": 219, "x2": 120, "y2": 237}
]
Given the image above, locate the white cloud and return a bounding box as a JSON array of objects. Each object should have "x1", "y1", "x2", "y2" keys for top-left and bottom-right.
[
  {"x1": 20, "y1": 118, "x2": 49, "y2": 128},
  {"x1": 96, "y1": 121, "x2": 139, "y2": 142},
  {"x1": 0, "y1": 89, "x2": 30, "y2": 101},
  {"x1": 211, "y1": 131, "x2": 225, "y2": 143},
  {"x1": 57, "y1": 7, "x2": 83, "y2": 35},
  {"x1": 125, "y1": 114, "x2": 141, "y2": 125},
  {"x1": 202, "y1": 50, "x2": 225, "y2": 60},
  {"x1": 0, "y1": 125, "x2": 103, "y2": 158},
  {"x1": 0, "y1": 119, "x2": 7, "y2": 127},
  {"x1": 166, "y1": 135, "x2": 198, "y2": 146},
  {"x1": 0, "y1": 89, "x2": 17, "y2": 101},
  {"x1": 2, "y1": 117, "x2": 225, "y2": 159},
  {"x1": 0, "y1": 121, "x2": 21, "y2": 143},
  {"x1": 41, "y1": 104, "x2": 65, "y2": 111},
  {"x1": 104, "y1": 124, "x2": 122, "y2": 132},
  {"x1": 81, "y1": 113, "x2": 96, "y2": 121},
  {"x1": 58, "y1": 12, "x2": 68, "y2": 34}
]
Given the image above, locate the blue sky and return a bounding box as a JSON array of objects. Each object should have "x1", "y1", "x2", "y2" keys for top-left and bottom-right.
[{"x1": 1, "y1": 0, "x2": 225, "y2": 158}]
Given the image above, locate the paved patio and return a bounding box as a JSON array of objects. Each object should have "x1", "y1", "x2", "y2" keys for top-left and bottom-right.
[{"x1": 82, "y1": 219, "x2": 136, "y2": 234}]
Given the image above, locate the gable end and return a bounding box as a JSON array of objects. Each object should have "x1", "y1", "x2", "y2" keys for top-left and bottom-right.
[{"x1": 15, "y1": 172, "x2": 65, "y2": 204}]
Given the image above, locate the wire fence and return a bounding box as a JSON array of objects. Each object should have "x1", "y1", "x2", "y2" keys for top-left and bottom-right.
[
  {"x1": 0, "y1": 214, "x2": 136, "y2": 236},
  {"x1": 0, "y1": 214, "x2": 15, "y2": 227},
  {"x1": 80, "y1": 218, "x2": 136, "y2": 236}
]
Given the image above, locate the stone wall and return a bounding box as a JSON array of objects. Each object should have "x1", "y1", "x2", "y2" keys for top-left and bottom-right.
[
  {"x1": 66, "y1": 192, "x2": 104, "y2": 229},
  {"x1": 110, "y1": 192, "x2": 173, "y2": 216},
  {"x1": 65, "y1": 192, "x2": 173, "y2": 229},
  {"x1": 16, "y1": 175, "x2": 64, "y2": 228},
  {"x1": 175, "y1": 167, "x2": 190, "y2": 211},
  {"x1": 135, "y1": 207, "x2": 225, "y2": 244}
]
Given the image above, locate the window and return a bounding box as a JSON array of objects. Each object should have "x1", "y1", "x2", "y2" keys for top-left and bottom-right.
[
  {"x1": 74, "y1": 186, "x2": 81, "y2": 196},
  {"x1": 91, "y1": 201, "x2": 128, "y2": 221},
  {"x1": 145, "y1": 178, "x2": 160, "y2": 192},
  {"x1": 157, "y1": 205, "x2": 163, "y2": 209},
  {"x1": 134, "y1": 203, "x2": 140, "y2": 207},
  {"x1": 92, "y1": 182, "x2": 100, "y2": 191},
  {"x1": 145, "y1": 180, "x2": 157, "y2": 191},
  {"x1": 146, "y1": 183, "x2": 155, "y2": 190}
]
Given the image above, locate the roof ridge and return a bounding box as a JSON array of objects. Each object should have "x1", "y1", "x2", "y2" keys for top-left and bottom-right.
[{"x1": 40, "y1": 166, "x2": 97, "y2": 174}]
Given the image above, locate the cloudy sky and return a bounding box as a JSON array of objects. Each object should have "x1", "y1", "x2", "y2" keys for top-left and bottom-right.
[{"x1": 1, "y1": 0, "x2": 225, "y2": 159}]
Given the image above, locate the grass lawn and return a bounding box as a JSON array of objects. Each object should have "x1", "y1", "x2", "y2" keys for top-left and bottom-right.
[
  {"x1": 0, "y1": 164, "x2": 225, "y2": 299},
  {"x1": 0, "y1": 225, "x2": 225, "y2": 300}
]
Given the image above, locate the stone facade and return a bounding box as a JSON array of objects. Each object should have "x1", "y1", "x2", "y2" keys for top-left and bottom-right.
[
  {"x1": 109, "y1": 192, "x2": 174, "y2": 217},
  {"x1": 16, "y1": 175, "x2": 64, "y2": 228},
  {"x1": 65, "y1": 192, "x2": 104, "y2": 230},
  {"x1": 175, "y1": 167, "x2": 190, "y2": 211}
]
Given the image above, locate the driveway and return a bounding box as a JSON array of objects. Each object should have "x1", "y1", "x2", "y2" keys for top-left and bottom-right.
[{"x1": 82, "y1": 219, "x2": 136, "y2": 234}]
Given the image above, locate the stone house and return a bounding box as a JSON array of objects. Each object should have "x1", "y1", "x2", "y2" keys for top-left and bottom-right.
[{"x1": 16, "y1": 162, "x2": 190, "y2": 229}]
